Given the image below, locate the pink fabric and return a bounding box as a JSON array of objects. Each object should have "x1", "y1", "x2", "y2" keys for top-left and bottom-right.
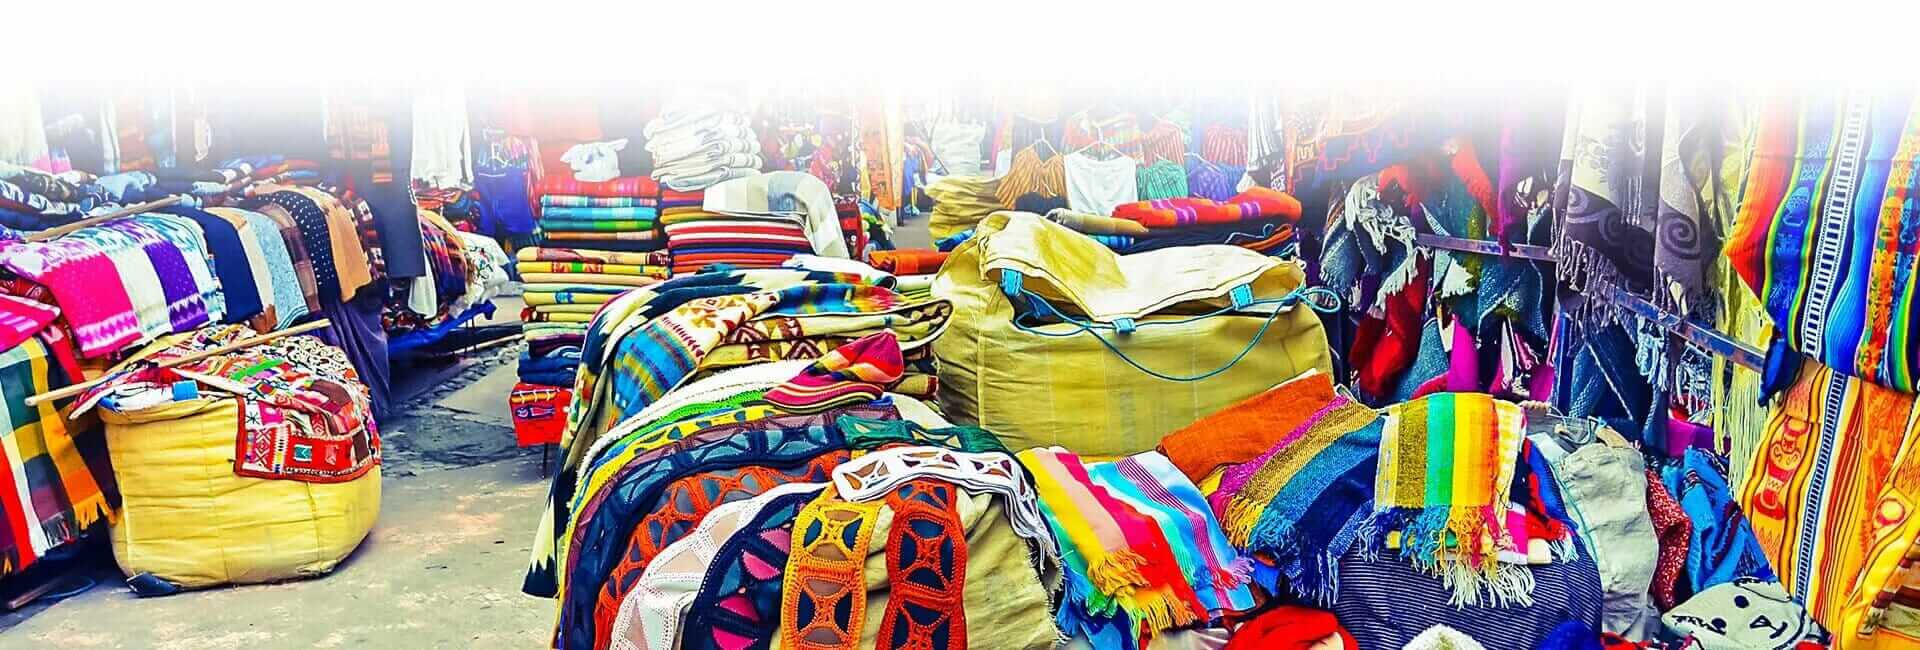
[{"x1": 0, "y1": 294, "x2": 58, "y2": 351}]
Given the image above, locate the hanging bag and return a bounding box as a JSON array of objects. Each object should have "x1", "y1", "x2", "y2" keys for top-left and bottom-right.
[{"x1": 933, "y1": 211, "x2": 1334, "y2": 458}]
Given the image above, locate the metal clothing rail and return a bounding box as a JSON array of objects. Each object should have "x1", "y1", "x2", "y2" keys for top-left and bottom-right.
[
  {"x1": 1412, "y1": 232, "x2": 1766, "y2": 371},
  {"x1": 25, "y1": 319, "x2": 333, "y2": 407}
]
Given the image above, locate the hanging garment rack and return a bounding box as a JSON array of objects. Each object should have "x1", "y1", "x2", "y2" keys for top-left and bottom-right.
[
  {"x1": 25, "y1": 318, "x2": 332, "y2": 407},
  {"x1": 1412, "y1": 232, "x2": 1765, "y2": 371},
  {"x1": 25, "y1": 196, "x2": 184, "y2": 242}
]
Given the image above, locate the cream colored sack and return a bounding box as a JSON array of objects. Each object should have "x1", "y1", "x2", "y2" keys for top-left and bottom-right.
[{"x1": 933, "y1": 211, "x2": 1333, "y2": 458}]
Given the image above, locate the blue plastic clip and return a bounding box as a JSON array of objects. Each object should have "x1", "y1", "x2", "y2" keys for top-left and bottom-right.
[
  {"x1": 1230, "y1": 284, "x2": 1254, "y2": 309},
  {"x1": 1112, "y1": 317, "x2": 1137, "y2": 335},
  {"x1": 1000, "y1": 269, "x2": 1025, "y2": 298}
]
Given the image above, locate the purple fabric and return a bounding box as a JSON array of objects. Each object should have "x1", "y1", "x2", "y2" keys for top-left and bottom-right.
[
  {"x1": 110, "y1": 221, "x2": 208, "y2": 331},
  {"x1": 1447, "y1": 315, "x2": 1480, "y2": 392}
]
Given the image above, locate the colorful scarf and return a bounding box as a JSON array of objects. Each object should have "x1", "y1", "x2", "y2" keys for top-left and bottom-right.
[
  {"x1": 1363, "y1": 392, "x2": 1528, "y2": 606},
  {"x1": 1227, "y1": 398, "x2": 1383, "y2": 603},
  {"x1": 1739, "y1": 359, "x2": 1920, "y2": 639},
  {"x1": 0, "y1": 335, "x2": 114, "y2": 578},
  {"x1": 593, "y1": 454, "x2": 848, "y2": 648},
  {"x1": 765, "y1": 331, "x2": 906, "y2": 414},
  {"x1": 1018, "y1": 447, "x2": 1205, "y2": 634},
  {"x1": 680, "y1": 488, "x2": 820, "y2": 650},
  {"x1": 1160, "y1": 371, "x2": 1337, "y2": 483},
  {"x1": 1645, "y1": 469, "x2": 1692, "y2": 611},
  {"x1": 1095, "y1": 452, "x2": 1254, "y2": 616}
]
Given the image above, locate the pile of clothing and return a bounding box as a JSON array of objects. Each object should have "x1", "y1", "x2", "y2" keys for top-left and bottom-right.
[
  {"x1": 644, "y1": 98, "x2": 762, "y2": 192},
  {"x1": 383, "y1": 209, "x2": 510, "y2": 346},
  {"x1": 514, "y1": 246, "x2": 670, "y2": 389},
  {"x1": 661, "y1": 171, "x2": 848, "y2": 276}
]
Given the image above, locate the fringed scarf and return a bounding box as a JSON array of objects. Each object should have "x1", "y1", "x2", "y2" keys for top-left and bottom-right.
[
  {"x1": 1224, "y1": 397, "x2": 1383, "y2": 604},
  {"x1": 0, "y1": 335, "x2": 114, "y2": 577},
  {"x1": 1362, "y1": 392, "x2": 1530, "y2": 607},
  {"x1": 680, "y1": 488, "x2": 821, "y2": 650},
  {"x1": 1096, "y1": 452, "x2": 1255, "y2": 616},
  {"x1": 1018, "y1": 447, "x2": 1205, "y2": 636}
]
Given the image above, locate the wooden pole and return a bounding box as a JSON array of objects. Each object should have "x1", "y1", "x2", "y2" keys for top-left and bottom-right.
[
  {"x1": 25, "y1": 196, "x2": 184, "y2": 242},
  {"x1": 25, "y1": 319, "x2": 333, "y2": 407}
]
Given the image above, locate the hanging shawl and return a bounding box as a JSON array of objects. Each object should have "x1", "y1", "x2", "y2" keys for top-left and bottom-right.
[
  {"x1": 681, "y1": 488, "x2": 822, "y2": 650},
  {"x1": 1361, "y1": 392, "x2": 1530, "y2": 607},
  {"x1": 1320, "y1": 172, "x2": 1417, "y2": 318},
  {"x1": 1550, "y1": 88, "x2": 1662, "y2": 302},
  {"x1": 607, "y1": 482, "x2": 821, "y2": 650},
  {"x1": 1018, "y1": 447, "x2": 1206, "y2": 635},
  {"x1": 1232, "y1": 398, "x2": 1383, "y2": 604},
  {"x1": 0, "y1": 335, "x2": 115, "y2": 577}
]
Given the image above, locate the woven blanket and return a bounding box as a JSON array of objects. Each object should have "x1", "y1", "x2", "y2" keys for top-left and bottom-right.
[
  {"x1": 867, "y1": 249, "x2": 948, "y2": 276},
  {"x1": 764, "y1": 331, "x2": 905, "y2": 413},
  {"x1": 0, "y1": 294, "x2": 57, "y2": 352},
  {"x1": 540, "y1": 230, "x2": 660, "y2": 243},
  {"x1": 525, "y1": 291, "x2": 618, "y2": 307},
  {"x1": 522, "y1": 283, "x2": 634, "y2": 295},
  {"x1": 1110, "y1": 187, "x2": 1302, "y2": 229},
  {"x1": 1221, "y1": 397, "x2": 1382, "y2": 604},
  {"x1": 537, "y1": 176, "x2": 661, "y2": 198},
  {"x1": 1091, "y1": 452, "x2": 1256, "y2": 616},
  {"x1": 516, "y1": 247, "x2": 662, "y2": 266},
  {"x1": 0, "y1": 230, "x2": 141, "y2": 357},
  {"x1": 520, "y1": 273, "x2": 662, "y2": 288},
  {"x1": 1362, "y1": 392, "x2": 1528, "y2": 607},
  {"x1": 1740, "y1": 359, "x2": 1920, "y2": 638},
  {"x1": 542, "y1": 206, "x2": 661, "y2": 221},
  {"x1": 541, "y1": 195, "x2": 658, "y2": 209},
  {"x1": 540, "y1": 218, "x2": 656, "y2": 233},
  {"x1": 0, "y1": 335, "x2": 113, "y2": 578},
  {"x1": 518, "y1": 261, "x2": 669, "y2": 278}
]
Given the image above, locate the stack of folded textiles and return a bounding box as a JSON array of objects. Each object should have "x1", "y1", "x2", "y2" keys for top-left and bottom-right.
[
  {"x1": 868, "y1": 249, "x2": 947, "y2": 300},
  {"x1": 514, "y1": 246, "x2": 670, "y2": 388},
  {"x1": 1046, "y1": 186, "x2": 1304, "y2": 256},
  {"x1": 534, "y1": 176, "x2": 664, "y2": 253},
  {"x1": 662, "y1": 172, "x2": 845, "y2": 276},
  {"x1": 644, "y1": 98, "x2": 762, "y2": 192}
]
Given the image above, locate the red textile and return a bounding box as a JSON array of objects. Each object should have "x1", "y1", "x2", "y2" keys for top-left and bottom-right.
[
  {"x1": 1110, "y1": 187, "x2": 1302, "y2": 229},
  {"x1": 1223, "y1": 605, "x2": 1356, "y2": 650},
  {"x1": 510, "y1": 382, "x2": 571, "y2": 446},
  {"x1": 868, "y1": 249, "x2": 948, "y2": 276},
  {"x1": 535, "y1": 176, "x2": 661, "y2": 199},
  {"x1": 1352, "y1": 258, "x2": 1431, "y2": 398}
]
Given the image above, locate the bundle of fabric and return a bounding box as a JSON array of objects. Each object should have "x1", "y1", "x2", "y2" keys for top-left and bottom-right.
[
  {"x1": 927, "y1": 175, "x2": 1004, "y2": 240},
  {"x1": 73, "y1": 324, "x2": 379, "y2": 591},
  {"x1": 511, "y1": 382, "x2": 572, "y2": 447},
  {"x1": 867, "y1": 248, "x2": 947, "y2": 276},
  {"x1": 512, "y1": 245, "x2": 671, "y2": 390},
  {"x1": 383, "y1": 208, "x2": 479, "y2": 334},
  {"x1": 538, "y1": 327, "x2": 1053, "y2": 650},
  {"x1": 1109, "y1": 187, "x2": 1302, "y2": 230},
  {"x1": 659, "y1": 171, "x2": 849, "y2": 276},
  {"x1": 525, "y1": 269, "x2": 955, "y2": 603},
  {"x1": 535, "y1": 175, "x2": 665, "y2": 254},
  {"x1": 644, "y1": 100, "x2": 762, "y2": 192}
]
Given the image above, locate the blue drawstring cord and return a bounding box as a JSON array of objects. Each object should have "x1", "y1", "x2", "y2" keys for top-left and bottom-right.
[{"x1": 1004, "y1": 277, "x2": 1340, "y2": 382}]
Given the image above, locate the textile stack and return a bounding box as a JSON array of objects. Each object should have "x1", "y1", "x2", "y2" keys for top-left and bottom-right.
[
  {"x1": 644, "y1": 98, "x2": 761, "y2": 193},
  {"x1": 867, "y1": 248, "x2": 944, "y2": 300},
  {"x1": 520, "y1": 267, "x2": 974, "y2": 650},
  {"x1": 516, "y1": 174, "x2": 671, "y2": 391},
  {"x1": 662, "y1": 171, "x2": 849, "y2": 276}
]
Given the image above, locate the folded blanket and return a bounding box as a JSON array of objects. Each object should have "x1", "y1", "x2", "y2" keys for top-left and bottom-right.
[
  {"x1": 540, "y1": 195, "x2": 658, "y2": 209},
  {"x1": 1111, "y1": 187, "x2": 1303, "y2": 229},
  {"x1": 1160, "y1": 370, "x2": 1338, "y2": 483},
  {"x1": 538, "y1": 218, "x2": 656, "y2": 233},
  {"x1": 519, "y1": 272, "x2": 664, "y2": 287},
  {"x1": 525, "y1": 291, "x2": 618, "y2": 306},
  {"x1": 541, "y1": 206, "x2": 660, "y2": 221},
  {"x1": 536, "y1": 176, "x2": 660, "y2": 198},
  {"x1": 539, "y1": 230, "x2": 661, "y2": 244},
  {"x1": 516, "y1": 261, "x2": 669, "y2": 278},
  {"x1": 764, "y1": 331, "x2": 908, "y2": 413},
  {"x1": 521, "y1": 283, "x2": 635, "y2": 295},
  {"x1": 531, "y1": 303, "x2": 602, "y2": 314},
  {"x1": 516, "y1": 247, "x2": 662, "y2": 266},
  {"x1": 867, "y1": 249, "x2": 949, "y2": 276}
]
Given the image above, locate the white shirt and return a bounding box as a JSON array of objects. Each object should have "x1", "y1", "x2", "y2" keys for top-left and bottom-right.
[{"x1": 1063, "y1": 152, "x2": 1140, "y2": 216}]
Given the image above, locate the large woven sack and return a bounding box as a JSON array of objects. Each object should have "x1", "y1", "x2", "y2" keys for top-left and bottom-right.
[
  {"x1": 101, "y1": 397, "x2": 380, "y2": 590},
  {"x1": 933, "y1": 211, "x2": 1333, "y2": 458}
]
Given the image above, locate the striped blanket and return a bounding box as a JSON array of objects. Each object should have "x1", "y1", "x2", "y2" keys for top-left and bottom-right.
[
  {"x1": 535, "y1": 176, "x2": 660, "y2": 198},
  {"x1": 517, "y1": 261, "x2": 668, "y2": 278},
  {"x1": 540, "y1": 196, "x2": 658, "y2": 209},
  {"x1": 516, "y1": 247, "x2": 665, "y2": 266},
  {"x1": 0, "y1": 335, "x2": 114, "y2": 577},
  {"x1": 541, "y1": 206, "x2": 660, "y2": 221}
]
